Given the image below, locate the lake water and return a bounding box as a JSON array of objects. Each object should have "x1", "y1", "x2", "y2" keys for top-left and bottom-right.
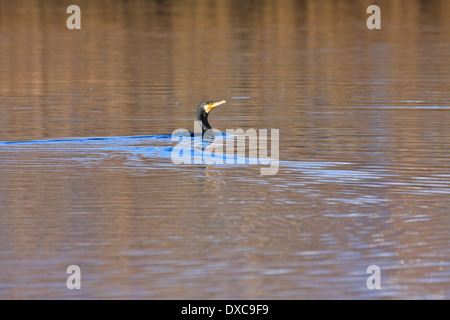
[{"x1": 0, "y1": 0, "x2": 449, "y2": 299}]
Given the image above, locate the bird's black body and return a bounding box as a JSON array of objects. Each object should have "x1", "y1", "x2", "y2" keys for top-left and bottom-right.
[{"x1": 197, "y1": 102, "x2": 213, "y2": 134}]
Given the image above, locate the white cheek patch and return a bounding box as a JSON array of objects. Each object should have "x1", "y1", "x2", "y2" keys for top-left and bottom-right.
[{"x1": 204, "y1": 104, "x2": 213, "y2": 113}]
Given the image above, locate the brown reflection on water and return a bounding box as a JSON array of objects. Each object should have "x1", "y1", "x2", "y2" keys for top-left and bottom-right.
[{"x1": 0, "y1": 0, "x2": 449, "y2": 299}]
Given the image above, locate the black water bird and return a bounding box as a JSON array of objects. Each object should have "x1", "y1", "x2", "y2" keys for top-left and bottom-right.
[{"x1": 196, "y1": 100, "x2": 226, "y2": 138}]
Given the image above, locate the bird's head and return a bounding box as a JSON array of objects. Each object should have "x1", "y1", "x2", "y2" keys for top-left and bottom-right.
[
  {"x1": 197, "y1": 100, "x2": 227, "y2": 116},
  {"x1": 196, "y1": 100, "x2": 227, "y2": 136}
]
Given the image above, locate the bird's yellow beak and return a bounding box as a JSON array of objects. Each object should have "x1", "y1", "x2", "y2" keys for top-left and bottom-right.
[
  {"x1": 205, "y1": 100, "x2": 226, "y2": 113},
  {"x1": 212, "y1": 100, "x2": 226, "y2": 108}
]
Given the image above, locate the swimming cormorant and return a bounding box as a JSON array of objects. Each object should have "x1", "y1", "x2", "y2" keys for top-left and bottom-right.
[{"x1": 196, "y1": 100, "x2": 226, "y2": 138}]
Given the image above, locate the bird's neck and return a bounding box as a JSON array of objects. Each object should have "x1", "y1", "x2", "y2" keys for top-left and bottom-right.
[{"x1": 197, "y1": 112, "x2": 211, "y2": 133}]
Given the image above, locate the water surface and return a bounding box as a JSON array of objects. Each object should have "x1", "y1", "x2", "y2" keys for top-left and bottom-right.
[{"x1": 0, "y1": 0, "x2": 449, "y2": 299}]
